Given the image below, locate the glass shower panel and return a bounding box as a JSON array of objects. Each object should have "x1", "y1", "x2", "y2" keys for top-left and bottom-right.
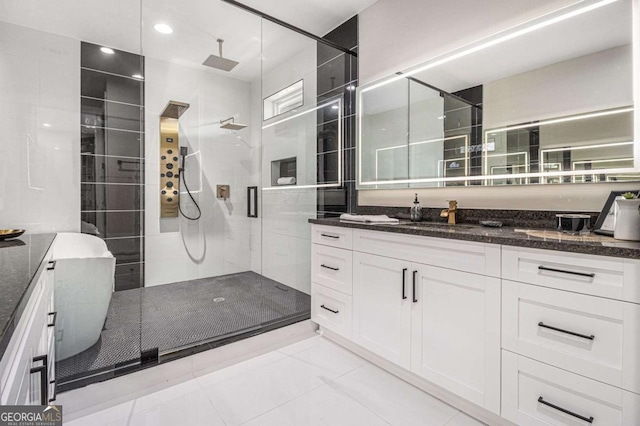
[{"x1": 0, "y1": 0, "x2": 145, "y2": 389}]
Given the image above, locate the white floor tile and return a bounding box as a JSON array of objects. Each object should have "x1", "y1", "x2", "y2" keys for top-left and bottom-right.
[
  {"x1": 64, "y1": 401, "x2": 134, "y2": 426},
  {"x1": 240, "y1": 383, "x2": 390, "y2": 426},
  {"x1": 128, "y1": 390, "x2": 225, "y2": 426},
  {"x1": 288, "y1": 338, "x2": 366, "y2": 377},
  {"x1": 196, "y1": 351, "x2": 286, "y2": 389},
  {"x1": 445, "y1": 412, "x2": 486, "y2": 426},
  {"x1": 277, "y1": 335, "x2": 324, "y2": 356},
  {"x1": 333, "y1": 364, "x2": 459, "y2": 426},
  {"x1": 200, "y1": 354, "x2": 338, "y2": 425}
]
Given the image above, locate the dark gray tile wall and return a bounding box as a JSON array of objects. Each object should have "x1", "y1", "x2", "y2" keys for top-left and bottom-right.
[
  {"x1": 316, "y1": 16, "x2": 358, "y2": 218},
  {"x1": 80, "y1": 42, "x2": 145, "y2": 291}
]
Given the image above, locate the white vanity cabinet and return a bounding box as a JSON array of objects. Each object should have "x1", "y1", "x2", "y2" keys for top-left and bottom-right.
[
  {"x1": 311, "y1": 223, "x2": 640, "y2": 425},
  {"x1": 312, "y1": 225, "x2": 502, "y2": 415},
  {"x1": 352, "y1": 252, "x2": 412, "y2": 368},
  {"x1": 0, "y1": 254, "x2": 56, "y2": 406},
  {"x1": 501, "y1": 246, "x2": 640, "y2": 425}
]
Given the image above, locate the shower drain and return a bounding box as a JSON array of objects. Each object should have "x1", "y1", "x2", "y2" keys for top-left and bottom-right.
[{"x1": 214, "y1": 297, "x2": 225, "y2": 303}]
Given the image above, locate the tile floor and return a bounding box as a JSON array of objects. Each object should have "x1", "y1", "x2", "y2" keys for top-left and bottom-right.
[{"x1": 62, "y1": 333, "x2": 484, "y2": 426}]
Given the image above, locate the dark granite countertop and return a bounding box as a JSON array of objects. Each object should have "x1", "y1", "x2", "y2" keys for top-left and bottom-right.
[
  {"x1": 309, "y1": 218, "x2": 640, "y2": 259},
  {"x1": 0, "y1": 234, "x2": 56, "y2": 360}
]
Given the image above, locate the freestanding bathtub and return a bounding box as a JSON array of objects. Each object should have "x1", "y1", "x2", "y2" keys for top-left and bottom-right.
[{"x1": 51, "y1": 233, "x2": 115, "y2": 360}]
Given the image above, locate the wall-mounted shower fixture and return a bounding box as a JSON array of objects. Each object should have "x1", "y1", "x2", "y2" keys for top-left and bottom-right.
[
  {"x1": 159, "y1": 101, "x2": 189, "y2": 218},
  {"x1": 203, "y1": 39, "x2": 239, "y2": 72},
  {"x1": 216, "y1": 185, "x2": 230, "y2": 200},
  {"x1": 220, "y1": 116, "x2": 247, "y2": 130}
]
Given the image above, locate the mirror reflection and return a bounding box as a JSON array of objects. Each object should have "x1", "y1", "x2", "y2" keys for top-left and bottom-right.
[{"x1": 358, "y1": 0, "x2": 638, "y2": 188}]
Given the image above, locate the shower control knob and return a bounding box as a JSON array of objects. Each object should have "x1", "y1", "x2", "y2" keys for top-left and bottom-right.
[
  {"x1": 174, "y1": 174, "x2": 179, "y2": 179},
  {"x1": 166, "y1": 163, "x2": 173, "y2": 169},
  {"x1": 160, "y1": 173, "x2": 165, "y2": 177},
  {"x1": 173, "y1": 157, "x2": 178, "y2": 162},
  {"x1": 173, "y1": 190, "x2": 178, "y2": 195},
  {"x1": 166, "y1": 171, "x2": 173, "y2": 178},
  {"x1": 161, "y1": 155, "x2": 166, "y2": 160},
  {"x1": 167, "y1": 198, "x2": 173, "y2": 202},
  {"x1": 167, "y1": 181, "x2": 174, "y2": 188},
  {"x1": 161, "y1": 190, "x2": 166, "y2": 195},
  {"x1": 167, "y1": 149, "x2": 173, "y2": 154}
]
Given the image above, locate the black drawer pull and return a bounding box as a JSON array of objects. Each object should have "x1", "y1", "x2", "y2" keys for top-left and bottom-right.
[
  {"x1": 49, "y1": 380, "x2": 57, "y2": 403},
  {"x1": 538, "y1": 397, "x2": 593, "y2": 423},
  {"x1": 402, "y1": 268, "x2": 407, "y2": 300},
  {"x1": 538, "y1": 266, "x2": 595, "y2": 278},
  {"x1": 46, "y1": 260, "x2": 56, "y2": 271},
  {"x1": 321, "y1": 264, "x2": 340, "y2": 271},
  {"x1": 320, "y1": 304, "x2": 339, "y2": 314},
  {"x1": 412, "y1": 270, "x2": 418, "y2": 303},
  {"x1": 538, "y1": 322, "x2": 594, "y2": 341},
  {"x1": 30, "y1": 355, "x2": 48, "y2": 405},
  {"x1": 320, "y1": 233, "x2": 339, "y2": 239},
  {"x1": 48, "y1": 311, "x2": 57, "y2": 327}
]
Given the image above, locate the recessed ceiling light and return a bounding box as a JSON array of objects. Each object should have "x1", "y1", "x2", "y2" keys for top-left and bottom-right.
[
  {"x1": 43, "y1": 123, "x2": 51, "y2": 127},
  {"x1": 132, "y1": 74, "x2": 144, "y2": 80},
  {"x1": 100, "y1": 47, "x2": 115, "y2": 55},
  {"x1": 154, "y1": 23, "x2": 173, "y2": 34},
  {"x1": 331, "y1": 105, "x2": 339, "y2": 110}
]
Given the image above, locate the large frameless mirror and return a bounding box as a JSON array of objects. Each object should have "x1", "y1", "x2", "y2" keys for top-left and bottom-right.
[{"x1": 357, "y1": 0, "x2": 640, "y2": 189}]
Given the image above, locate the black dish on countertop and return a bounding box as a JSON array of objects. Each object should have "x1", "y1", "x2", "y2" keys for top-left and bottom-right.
[{"x1": 480, "y1": 221, "x2": 503, "y2": 228}]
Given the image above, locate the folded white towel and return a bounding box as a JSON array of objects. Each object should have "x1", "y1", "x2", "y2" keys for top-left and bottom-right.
[
  {"x1": 277, "y1": 177, "x2": 296, "y2": 185},
  {"x1": 340, "y1": 214, "x2": 399, "y2": 224}
]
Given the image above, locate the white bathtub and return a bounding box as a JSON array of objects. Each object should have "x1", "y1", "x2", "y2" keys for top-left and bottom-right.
[{"x1": 52, "y1": 233, "x2": 115, "y2": 360}]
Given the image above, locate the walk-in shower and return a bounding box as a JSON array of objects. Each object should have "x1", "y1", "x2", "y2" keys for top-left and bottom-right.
[{"x1": 1, "y1": 0, "x2": 352, "y2": 393}]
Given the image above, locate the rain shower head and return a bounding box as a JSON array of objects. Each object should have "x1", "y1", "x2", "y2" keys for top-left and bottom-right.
[
  {"x1": 203, "y1": 39, "x2": 239, "y2": 72},
  {"x1": 220, "y1": 117, "x2": 247, "y2": 130},
  {"x1": 161, "y1": 101, "x2": 190, "y2": 119}
]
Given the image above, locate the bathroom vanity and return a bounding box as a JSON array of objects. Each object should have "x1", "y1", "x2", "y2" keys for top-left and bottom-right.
[
  {"x1": 309, "y1": 219, "x2": 640, "y2": 425},
  {"x1": 0, "y1": 234, "x2": 57, "y2": 405}
]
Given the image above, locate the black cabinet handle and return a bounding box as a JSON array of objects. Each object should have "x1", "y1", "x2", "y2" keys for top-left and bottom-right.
[
  {"x1": 402, "y1": 268, "x2": 407, "y2": 300},
  {"x1": 321, "y1": 264, "x2": 339, "y2": 271},
  {"x1": 30, "y1": 355, "x2": 48, "y2": 405},
  {"x1": 320, "y1": 304, "x2": 339, "y2": 314},
  {"x1": 46, "y1": 261, "x2": 56, "y2": 271},
  {"x1": 538, "y1": 397, "x2": 593, "y2": 423},
  {"x1": 538, "y1": 322, "x2": 594, "y2": 341},
  {"x1": 538, "y1": 266, "x2": 595, "y2": 278},
  {"x1": 412, "y1": 270, "x2": 418, "y2": 303},
  {"x1": 48, "y1": 312, "x2": 57, "y2": 327},
  {"x1": 320, "y1": 233, "x2": 339, "y2": 239},
  {"x1": 49, "y1": 380, "x2": 57, "y2": 403}
]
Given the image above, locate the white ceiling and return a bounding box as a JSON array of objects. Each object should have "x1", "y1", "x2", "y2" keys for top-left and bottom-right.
[{"x1": 0, "y1": 0, "x2": 376, "y2": 81}]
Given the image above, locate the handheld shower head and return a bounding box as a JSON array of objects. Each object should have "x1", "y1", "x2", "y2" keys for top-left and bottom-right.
[{"x1": 220, "y1": 117, "x2": 247, "y2": 130}]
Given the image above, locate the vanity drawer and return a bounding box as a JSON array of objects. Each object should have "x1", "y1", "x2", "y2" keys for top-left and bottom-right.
[
  {"x1": 502, "y1": 246, "x2": 640, "y2": 303},
  {"x1": 502, "y1": 351, "x2": 640, "y2": 426},
  {"x1": 311, "y1": 283, "x2": 352, "y2": 339},
  {"x1": 353, "y1": 229, "x2": 500, "y2": 277},
  {"x1": 502, "y1": 280, "x2": 640, "y2": 394},
  {"x1": 312, "y1": 244, "x2": 353, "y2": 294},
  {"x1": 311, "y1": 225, "x2": 353, "y2": 250}
]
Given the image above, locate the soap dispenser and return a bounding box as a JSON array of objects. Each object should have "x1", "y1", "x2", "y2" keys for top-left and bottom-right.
[{"x1": 410, "y1": 193, "x2": 422, "y2": 222}]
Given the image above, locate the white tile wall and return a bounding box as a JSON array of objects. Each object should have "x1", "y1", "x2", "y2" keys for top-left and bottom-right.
[{"x1": 0, "y1": 21, "x2": 80, "y2": 233}]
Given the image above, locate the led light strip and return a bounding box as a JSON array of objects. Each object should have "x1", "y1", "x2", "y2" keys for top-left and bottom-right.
[{"x1": 357, "y1": 0, "x2": 640, "y2": 187}]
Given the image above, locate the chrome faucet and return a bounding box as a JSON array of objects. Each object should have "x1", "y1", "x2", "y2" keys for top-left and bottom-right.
[{"x1": 440, "y1": 200, "x2": 458, "y2": 225}]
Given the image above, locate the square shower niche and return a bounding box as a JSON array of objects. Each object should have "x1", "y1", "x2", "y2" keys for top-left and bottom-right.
[{"x1": 271, "y1": 157, "x2": 297, "y2": 186}]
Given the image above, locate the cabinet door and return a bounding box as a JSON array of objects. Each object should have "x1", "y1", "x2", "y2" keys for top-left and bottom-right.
[
  {"x1": 410, "y1": 265, "x2": 501, "y2": 414},
  {"x1": 353, "y1": 252, "x2": 412, "y2": 368}
]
